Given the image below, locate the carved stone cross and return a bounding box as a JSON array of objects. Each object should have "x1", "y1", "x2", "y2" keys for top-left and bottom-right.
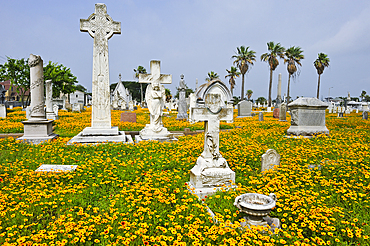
[
  {"x1": 80, "y1": 3, "x2": 121, "y2": 129},
  {"x1": 138, "y1": 60, "x2": 172, "y2": 85}
]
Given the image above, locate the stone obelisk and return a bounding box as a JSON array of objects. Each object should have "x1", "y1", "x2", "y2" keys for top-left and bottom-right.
[{"x1": 276, "y1": 73, "x2": 282, "y2": 107}]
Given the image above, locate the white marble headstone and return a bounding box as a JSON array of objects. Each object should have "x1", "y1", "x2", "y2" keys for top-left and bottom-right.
[{"x1": 35, "y1": 164, "x2": 78, "y2": 172}]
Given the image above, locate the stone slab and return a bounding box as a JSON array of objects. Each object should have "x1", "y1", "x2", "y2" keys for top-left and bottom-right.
[
  {"x1": 17, "y1": 119, "x2": 59, "y2": 144},
  {"x1": 120, "y1": 112, "x2": 137, "y2": 123},
  {"x1": 67, "y1": 131, "x2": 133, "y2": 145},
  {"x1": 287, "y1": 126, "x2": 329, "y2": 137},
  {"x1": 82, "y1": 126, "x2": 119, "y2": 136},
  {"x1": 35, "y1": 164, "x2": 78, "y2": 172},
  {"x1": 135, "y1": 135, "x2": 178, "y2": 143}
]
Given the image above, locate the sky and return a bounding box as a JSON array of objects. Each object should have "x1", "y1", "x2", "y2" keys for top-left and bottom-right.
[{"x1": 1, "y1": 0, "x2": 370, "y2": 101}]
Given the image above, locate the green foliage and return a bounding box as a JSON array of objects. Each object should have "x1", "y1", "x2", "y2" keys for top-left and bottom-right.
[
  {"x1": 75, "y1": 84, "x2": 87, "y2": 93},
  {"x1": 260, "y1": 41, "x2": 285, "y2": 71},
  {"x1": 314, "y1": 53, "x2": 330, "y2": 75},
  {"x1": 255, "y1": 96, "x2": 267, "y2": 104},
  {"x1": 110, "y1": 81, "x2": 148, "y2": 102},
  {"x1": 225, "y1": 66, "x2": 240, "y2": 95},
  {"x1": 205, "y1": 71, "x2": 219, "y2": 82},
  {"x1": 246, "y1": 89, "x2": 253, "y2": 100},
  {"x1": 0, "y1": 57, "x2": 30, "y2": 108},
  {"x1": 43, "y1": 61, "x2": 78, "y2": 98},
  {"x1": 133, "y1": 65, "x2": 146, "y2": 79}
]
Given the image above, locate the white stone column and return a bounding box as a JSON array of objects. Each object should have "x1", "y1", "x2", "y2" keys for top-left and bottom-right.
[
  {"x1": 45, "y1": 80, "x2": 53, "y2": 114},
  {"x1": 28, "y1": 54, "x2": 46, "y2": 121}
]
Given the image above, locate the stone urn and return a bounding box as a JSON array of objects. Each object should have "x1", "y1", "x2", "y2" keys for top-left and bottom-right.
[{"x1": 234, "y1": 193, "x2": 280, "y2": 230}]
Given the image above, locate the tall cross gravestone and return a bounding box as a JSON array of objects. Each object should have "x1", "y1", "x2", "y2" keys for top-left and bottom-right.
[
  {"x1": 188, "y1": 79, "x2": 236, "y2": 199},
  {"x1": 68, "y1": 4, "x2": 131, "y2": 144},
  {"x1": 136, "y1": 60, "x2": 173, "y2": 141},
  {"x1": 80, "y1": 3, "x2": 120, "y2": 134}
]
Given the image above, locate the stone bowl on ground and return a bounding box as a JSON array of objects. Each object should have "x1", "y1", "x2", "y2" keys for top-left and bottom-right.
[{"x1": 234, "y1": 193, "x2": 276, "y2": 218}]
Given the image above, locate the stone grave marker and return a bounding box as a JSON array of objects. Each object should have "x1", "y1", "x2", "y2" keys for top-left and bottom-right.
[
  {"x1": 176, "y1": 74, "x2": 188, "y2": 120},
  {"x1": 261, "y1": 149, "x2": 280, "y2": 172},
  {"x1": 287, "y1": 97, "x2": 329, "y2": 137},
  {"x1": 237, "y1": 100, "x2": 252, "y2": 117},
  {"x1": 0, "y1": 104, "x2": 6, "y2": 118},
  {"x1": 68, "y1": 3, "x2": 131, "y2": 144},
  {"x1": 35, "y1": 164, "x2": 78, "y2": 172},
  {"x1": 9, "y1": 105, "x2": 13, "y2": 109},
  {"x1": 188, "y1": 79, "x2": 235, "y2": 199},
  {"x1": 363, "y1": 111, "x2": 368, "y2": 120},
  {"x1": 17, "y1": 54, "x2": 58, "y2": 144},
  {"x1": 53, "y1": 104, "x2": 59, "y2": 119},
  {"x1": 279, "y1": 103, "x2": 287, "y2": 122},
  {"x1": 273, "y1": 108, "x2": 279, "y2": 118},
  {"x1": 45, "y1": 79, "x2": 57, "y2": 120},
  {"x1": 121, "y1": 112, "x2": 137, "y2": 123},
  {"x1": 258, "y1": 112, "x2": 263, "y2": 121},
  {"x1": 136, "y1": 60, "x2": 173, "y2": 142}
]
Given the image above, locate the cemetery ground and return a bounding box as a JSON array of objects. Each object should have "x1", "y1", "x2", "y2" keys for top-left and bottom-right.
[{"x1": 0, "y1": 108, "x2": 370, "y2": 246}]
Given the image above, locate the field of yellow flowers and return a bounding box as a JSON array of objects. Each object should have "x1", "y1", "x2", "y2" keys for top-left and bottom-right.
[{"x1": 0, "y1": 107, "x2": 369, "y2": 245}]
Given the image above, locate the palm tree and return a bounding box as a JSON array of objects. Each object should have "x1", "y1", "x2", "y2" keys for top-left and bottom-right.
[
  {"x1": 246, "y1": 89, "x2": 253, "y2": 100},
  {"x1": 314, "y1": 53, "x2": 330, "y2": 99},
  {"x1": 284, "y1": 46, "x2": 304, "y2": 105},
  {"x1": 261, "y1": 42, "x2": 285, "y2": 107},
  {"x1": 133, "y1": 66, "x2": 146, "y2": 102},
  {"x1": 225, "y1": 66, "x2": 241, "y2": 95},
  {"x1": 205, "y1": 71, "x2": 219, "y2": 82},
  {"x1": 232, "y1": 46, "x2": 256, "y2": 100}
]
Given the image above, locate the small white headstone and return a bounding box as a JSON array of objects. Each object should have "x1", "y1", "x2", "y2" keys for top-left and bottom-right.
[
  {"x1": 35, "y1": 164, "x2": 78, "y2": 172},
  {"x1": 53, "y1": 104, "x2": 59, "y2": 117},
  {"x1": 261, "y1": 149, "x2": 280, "y2": 172},
  {"x1": 0, "y1": 104, "x2": 6, "y2": 118}
]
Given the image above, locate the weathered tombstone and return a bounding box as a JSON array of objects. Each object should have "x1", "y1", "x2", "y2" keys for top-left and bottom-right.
[
  {"x1": 0, "y1": 104, "x2": 6, "y2": 118},
  {"x1": 356, "y1": 109, "x2": 359, "y2": 113},
  {"x1": 45, "y1": 80, "x2": 58, "y2": 120},
  {"x1": 128, "y1": 101, "x2": 134, "y2": 111},
  {"x1": 273, "y1": 108, "x2": 280, "y2": 118},
  {"x1": 188, "y1": 79, "x2": 235, "y2": 199},
  {"x1": 9, "y1": 105, "x2": 13, "y2": 109},
  {"x1": 176, "y1": 74, "x2": 188, "y2": 120},
  {"x1": 17, "y1": 54, "x2": 58, "y2": 144},
  {"x1": 121, "y1": 112, "x2": 136, "y2": 123},
  {"x1": 237, "y1": 100, "x2": 252, "y2": 117},
  {"x1": 279, "y1": 103, "x2": 287, "y2": 121},
  {"x1": 261, "y1": 149, "x2": 280, "y2": 172},
  {"x1": 61, "y1": 95, "x2": 67, "y2": 110},
  {"x1": 68, "y1": 3, "x2": 131, "y2": 144},
  {"x1": 136, "y1": 60, "x2": 173, "y2": 142},
  {"x1": 267, "y1": 107, "x2": 272, "y2": 112},
  {"x1": 72, "y1": 103, "x2": 81, "y2": 112},
  {"x1": 328, "y1": 108, "x2": 332, "y2": 114},
  {"x1": 333, "y1": 106, "x2": 337, "y2": 113},
  {"x1": 53, "y1": 104, "x2": 59, "y2": 119},
  {"x1": 35, "y1": 164, "x2": 78, "y2": 172},
  {"x1": 287, "y1": 97, "x2": 329, "y2": 137},
  {"x1": 259, "y1": 112, "x2": 264, "y2": 121},
  {"x1": 363, "y1": 111, "x2": 368, "y2": 120}
]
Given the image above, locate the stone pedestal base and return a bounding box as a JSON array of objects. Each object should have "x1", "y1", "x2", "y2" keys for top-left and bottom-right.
[
  {"x1": 82, "y1": 126, "x2": 119, "y2": 136},
  {"x1": 17, "y1": 120, "x2": 59, "y2": 144},
  {"x1": 189, "y1": 167, "x2": 236, "y2": 199},
  {"x1": 139, "y1": 124, "x2": 171, "y2": 139},
  {"x1": 239, "y1": 216, "x2": 281, "y2": 233},
  {"x1": 67, "y1": 126, "x2": 133, "y2": 145},
  {"x1": 135, "y1": 135, "x2": 177, "y2": 143},
  {"x1": 287, "y1": 125, "x2": 329, "y2": 137},
  {"x1": 236, "y1": 115, "x2": 252, "y2": 118}
]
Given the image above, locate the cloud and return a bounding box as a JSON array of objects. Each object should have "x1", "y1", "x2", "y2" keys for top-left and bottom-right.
[{"x1": 310, "y1": 6, "x2": 370, "y2": 54}]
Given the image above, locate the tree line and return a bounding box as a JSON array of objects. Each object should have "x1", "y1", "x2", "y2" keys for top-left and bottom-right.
[{"x1": 0, "y1": 57, "x2": 86, "y2": 108}]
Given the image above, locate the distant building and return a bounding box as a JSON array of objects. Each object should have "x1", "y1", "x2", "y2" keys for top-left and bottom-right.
[{"x1": 0, "y1": 80, "x2": 30, "y2": 102}]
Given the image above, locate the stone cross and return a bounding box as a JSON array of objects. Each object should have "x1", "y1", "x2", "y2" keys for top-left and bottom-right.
[
  {"x1": 80, "y1": 3, "x2": 121, "y2": 129},
  {"x1": 138, "y1": 60, "x2": 172, "y2": 140},
  {"x1": 139, "y1": 60, "x2": 172, "y2": 86}
]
